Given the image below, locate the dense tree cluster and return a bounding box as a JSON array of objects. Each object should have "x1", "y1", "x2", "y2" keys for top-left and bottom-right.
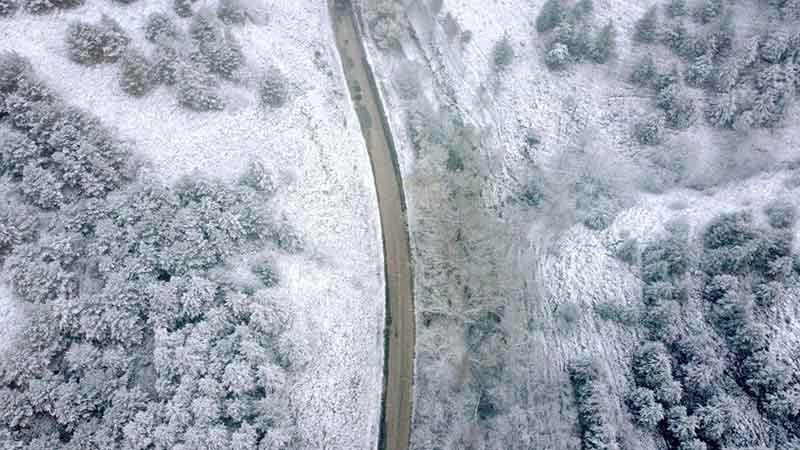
[
  {"x1": 698, "y1": 211, "x2": 800, "y2": 435},
  {"x1": 535, "y1": 0, "x2": 618, "y2": 70},
  {"x1": 624, "y1": 207, "x2": 800, "y2": 448},
  {"x1": 569, "y1": 358, "x2": 619, "y2": 450},
  {"x1": 60, "y1": 5, "x2": 271, "y2": 111},
  {"x1": 629, "y1": 0, "x2": 800, "y2": 134},
  {"x1": 0, "y1": 54, "x2": 300, "y2": 449}
]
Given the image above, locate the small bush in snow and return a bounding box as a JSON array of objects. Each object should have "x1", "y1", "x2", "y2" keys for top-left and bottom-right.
[
  {"x1": 628, "y1": 387, "x2": 665, "y2": 429},
  {"x1": 666, "y1": 0, "x2": 687, "y2": 17},
  {"x1": 250, "y1": 254, "x2": 280, "y2": 287},
  {"x1": 23, "y1": 0, "x2": 81, "y2": 14},
  {"x1": 492, "y1": 34, "x2": 515, "y2": 71},
  {"x1": 260, "y1": 66, "x2": 289, "y2": 108},
  {"x1": 691, "y1": 0, "x2": 724, "y2": 24},
  {"x1": 630, "y1": 54, "x2": 657, "y2": 87},
  {"x1": 173, "y1": 0, "x2": 195, "y2": 17},
  {"x1": 239, "y1": 160, "x2": 276, "y2": 196},
  {"x1": 536, "y1": 0, "x2": 566, "y2": 33},
  {"x1": 634, "y1": 114, "x2": 665, "y2": 145},
  {"x1": 65, "y1": 16, "x2": 130, "y2": 65},
  {"x1": 217, "y1": 0, "x2": 247, "y2": 24},
  {"x1": 634, "y1": 6, "x2": 659, "y2": 43},
  {"x1": 0, "y1": 0, "x2": 18, "y2": 16},
  {"x1": 759, "y1": 30, "x2": 790, "y2": 64},
  {"x1": 545, "y1": 42, "x2": 570, "y2": 70},
  {"x1": 684, "y1": 54, "x2": 714, "y2": 88},
  {"x1": 144, "y1": 12, "x2": 179, "y2": 43},
  {"x1": 152, "y1": 41, "x2": 181, "y2": 86},
  {"x1": 189, "y1": 11, "x2": 245, "y2": 80},
  {"x1": 19, "y1": 163, "x2": 63, "y2": 209},
  {"x1": 118, "y1": 49, "x2": 154, "y2": 97},
  {"x1": 176, "y1": 64, "x2": 225, "y2": 111},
  {"x1": 589, "y1": 20, "x2": 617, "y2": 63},
  {"x1": 0, "y1": 128, "x2": 41, "y2": 177},
  {"x1": 571, "y1": 0, "x2": 594, "y2": 20},
  {"x1": 0, "y1": 51, "x2": 31, "y2": 94},
  {"x1": 656, "y1": 84, "x2": 695, "y2": 129},
  {"x1": 764, "y1": 199, "x2": 796, "y2": 229},
  {"x1": 704, "y1": 91, "x2": 739, "y2": 128}
]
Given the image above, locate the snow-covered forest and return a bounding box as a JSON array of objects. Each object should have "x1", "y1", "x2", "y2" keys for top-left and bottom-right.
[
  {"x1": 360, "y1": 0, "x2": 800, "y2": 448},
  {"x1": 1, "y1": 1, "x2": 384, "y2": 449}
]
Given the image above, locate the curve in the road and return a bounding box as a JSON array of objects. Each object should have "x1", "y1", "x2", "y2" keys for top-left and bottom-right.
[{"x1": 328, "y1": 1, "x2": 415, "y2": 450}]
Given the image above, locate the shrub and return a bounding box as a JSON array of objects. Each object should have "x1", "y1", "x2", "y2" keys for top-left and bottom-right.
[
  {"x1": 545, "y1": 42, "x2": 570, "y2": 70},
  {"x1": 23, "y1": 0, "x2": 81, "y2": 14},
  {"x1": 174, "y1": 0, "x2": 194, "y2": 17},
  {"x1": 594, "y1": 302, "x2": 638, "y2": 325},
  {"x1": 630, "y1": 54, "x2": 657, "y2": 87},
  {"x1": 684, "y1": 54, "x2": 713, "y2": 88},
  {"x1": 1, "y1": 124, "x2": 46, "y2": 173},
  {"x1": 568, "y1": 358, "x2": 619, "y2": 450},
  {"x1": 656, "y1": 84, "x2": 695, "y2": 129},
  {"x1": 666, "y1": 0, "x2": 687, "y2": 17},
  {"x1": 634, "y1": 6, "x2": 659, "y2": 43},
  {"x1": 692, "y1": 0, "x2": 724, "y2": 24},
  {"x1": 632, "y1": 342, "x2": 674, "y2": 390},
  {"x1": 118, "y1": 49, "x2": 154, "y2": 97},
  {"x1": 176, "y1": 64, "x2": 225, "y2": 111},
  {"x1": 250, "y1": 254, "x2": 280, "y2": 287},
  {"x1": 667, "y1": 405, "x2": 698, "y2": 442},
  {"x1": 144, "y1": 12, "x2": 179, "y2": 43},
  {"x1": 492, "y1": 34, "x2": 515, "y2": 71},
  {"x1": 764, "y1": 199, "x2": 796, "y2": 229},
  {"x1": 589, "y1": 20, "x2": 616, "y2": 63},
  {"x1": 260, "y1": 66, "x2": 289, "y2": 108},
  {"x1": 571, "y1": 0, "x2": 594, "y2": 20},
  {"x1": 628, "y1": 387, "x2": 665, "y2": 428},
  {"x1": 152, "y1": 41, "x2": 182, "y2": 86},
  {"x1": 702, "y1": 274, "x2": 739, "y2": 303},
  {"x1": 0, "y1": 51, "x2": 31, "y2": 95},
  {"x1": 634, "y1": 114, "x2": 664, "y2": 145},
  {"x1": 189, "y1": 12, "x2": 245, "y2": 80},
  {"x1": 19, "y1": 163, "x2": 63, "y2": 209},
  {"x1": 65, "y1": 16, "x2": 130, "y2": 65},
  {"x1": 660, "y1": 21, "x2": 693, "y2": 57},
  {"x1": 0, "y1": 0, "x2": 18, "y2": 16},
  {"x1": 239, "y1": 160, "x2": 276, "y2": 196},
  {"x1": 760, "y1": 31, "x2": 790, "y2": 64},
  {"x1": 536, "y1": 0, "x2": 566, "y2": 33},
  {"x1": 703, "y1": 211, "x2": 755, "y2": 249},
  {"x1": 217, "y1": 0, "x2": 246, "y2": 24},
  {"x1": 704, "y1": 91, "x2": 739, "y2": 128},
  {"x1": 615, "y1": 236, "x2": 640, "y2": 265},
  {"x1": 641, "y1": 222, "x2": 690, "y2": 282}
]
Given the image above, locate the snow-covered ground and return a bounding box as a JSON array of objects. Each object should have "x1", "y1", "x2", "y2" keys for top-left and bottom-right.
[{"x1": 1, "y1": 1, "x2": 384, "y2": 448}]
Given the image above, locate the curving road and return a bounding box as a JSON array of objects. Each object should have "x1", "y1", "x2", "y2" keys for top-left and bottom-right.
[{"x1": 327, "y1": 1, "x2": 415, "y2": 450}]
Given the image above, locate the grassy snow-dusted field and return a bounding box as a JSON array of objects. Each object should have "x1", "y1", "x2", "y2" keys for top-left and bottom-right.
[{"x1": 1, "y1": 1, "x2": 384, "y2": 448}]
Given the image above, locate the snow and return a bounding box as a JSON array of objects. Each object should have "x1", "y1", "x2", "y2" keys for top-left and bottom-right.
[{"x1": 0, "y1": 1, "x2": 384, "y2": 448}]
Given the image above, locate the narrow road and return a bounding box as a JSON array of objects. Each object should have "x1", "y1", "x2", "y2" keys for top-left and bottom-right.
[{"x1": 327, "y1": 1, "x2": 415, "y2": 450}]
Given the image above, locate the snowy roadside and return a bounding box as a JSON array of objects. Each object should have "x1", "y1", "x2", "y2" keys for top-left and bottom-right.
[{"x1": 0, "y1": 1, "x2": 384, "y2": 448}]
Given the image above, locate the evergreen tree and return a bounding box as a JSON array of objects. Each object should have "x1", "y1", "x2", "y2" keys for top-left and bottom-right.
[
  {"x1": 590, "y1": 20, "x2": 617, "y2": 63},
  {"x1": 634, "y1": 6, "x2": 659, "y2": 43}
]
